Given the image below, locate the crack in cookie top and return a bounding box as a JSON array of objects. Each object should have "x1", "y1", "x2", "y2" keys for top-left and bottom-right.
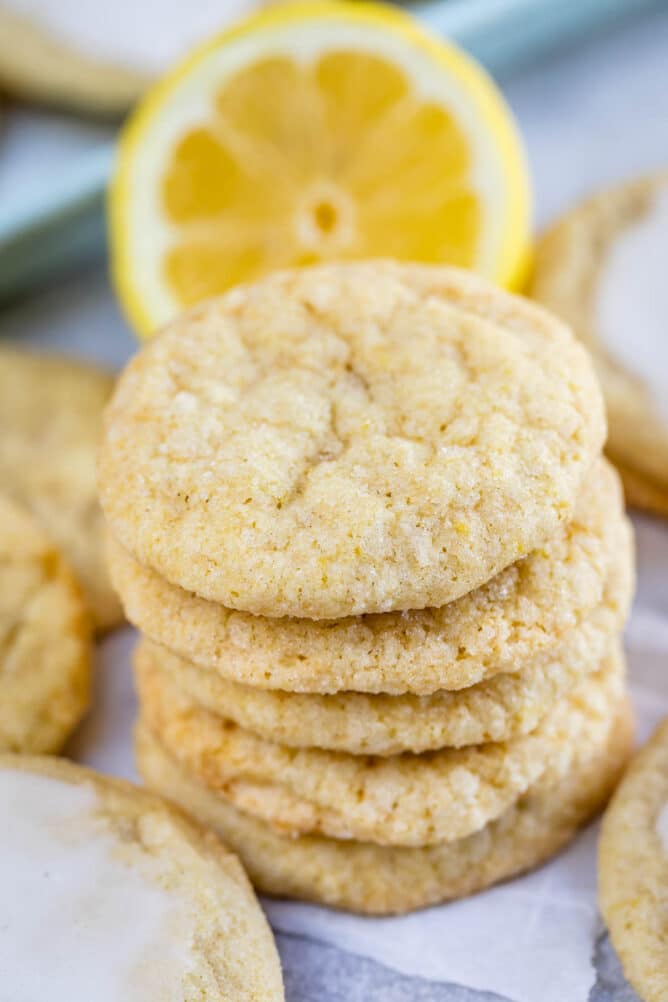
[{"x1": 99, "y1": 261, "x2": 605, "y2": 618}]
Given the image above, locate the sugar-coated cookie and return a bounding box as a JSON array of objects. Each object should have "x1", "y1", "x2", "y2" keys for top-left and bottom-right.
[
  {"x1": 108, "y1": 457, "x2": 627, "y2": 694},
  {"x1": 136, "y1": 565, "x2": 627, "y2": 753},
  {"x1": 100, "y1": 261, "x2": 605, "y2": 620},
  {"x1": 0, "y1": 494, "x2": 91, "y2": 754},
  {"x1": 0, "y1": 349, "x2": 122, "y2": 632},
  {"x1": 137, "y1": 647, "x2": 624, "y2": 847},
  {"x1": 599, "y1": 716, "x2": 668, "y2": 1002},
  {"x1": 136, "y1": 694, "x2": 632, "y2": 914},
  {"x1": 0, "y1": 754, "x2": 284, "y2": 999},
  {"x1": 530, "y1": 173, "x2": 668, "y2": 517}
]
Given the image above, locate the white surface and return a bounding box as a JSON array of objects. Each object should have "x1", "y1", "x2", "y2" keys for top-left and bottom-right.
[
  {"x1": 0, "y1": 769, "x2": 193, "y2": 1001},
  {"x1": 597, "y1": 183, "x2": 668, "y2": 423},
  {"x1": 3, "y1": 8, "x2": 668, "y2": 1001}
]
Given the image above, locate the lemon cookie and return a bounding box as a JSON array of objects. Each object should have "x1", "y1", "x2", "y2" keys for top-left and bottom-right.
[
  {"x1": 100, "y1": 261, "x2": 605, "y2": 620},
  {"x1": 0, "y1": 495, "x2": 91, "y2": 754},
  {"x1": 599, "y1": 717, "x2": 668, "y2": 1002},
  {"x1": 137, "y1": 693, "x2": 632, "y2": 914},
  {"x1": 137, "y1": 572, "x2": 628, "y2": 754},
  {"x1": 0, "y1": 754, "x2": 284, "y2": 999},
  {"x1": 109, "y1": 458, "x2": 629, "y2": 693},
  {"x1": 530, "y1": 173, "x2": 668, "y2": 516},
  {"x1": 137, "y1": 648, "x2": 624, "y2": 847},
  {"x1": 0, "y1": 349, "x2": 122, "y2": 632}
]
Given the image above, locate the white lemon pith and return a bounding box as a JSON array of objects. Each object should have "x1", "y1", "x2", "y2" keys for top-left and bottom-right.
[{"x1": 111, "y1": 1, "x2": 530, "y2": 335}]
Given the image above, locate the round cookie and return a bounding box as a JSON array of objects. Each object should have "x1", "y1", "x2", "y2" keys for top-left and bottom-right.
[
  {"x1": 530, "y1": 173, "x2": 668, "y2": 516},
  {"x1": 109, "y1": 457, "x2": 628, "y2": 694},
  {"x1": 100, "y1": 261, "x2": 606, "y2": 620},
  {"x1": 599, "y1": 717, "x2": 668, "y2": 1002},
  {"x1": 0, "y1": 494, "x2": 91, "y2": 754},
  {"x1": 0, "y1": 349, "x2": 122, "y2": 632},
  {"x1": 137, "y1": 648, "x2": 624, "y2": 847},
  {"x1": 137, "y1": 694, "x2": 633, "y2": 915},
  {"x1": 0, "y1": 754, "x2": 284, "y2": 1000},
  {"x1": 137, "y1": 569, "x2": 628, "y2": 753}
]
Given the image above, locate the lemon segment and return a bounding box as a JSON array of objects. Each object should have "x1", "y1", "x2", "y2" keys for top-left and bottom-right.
[{"x1": 110, "y1": 0, "x2": 531, "y2": 336}]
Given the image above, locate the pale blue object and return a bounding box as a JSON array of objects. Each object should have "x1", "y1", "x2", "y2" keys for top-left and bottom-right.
[{"x1": 0, "y1": 0, "x2": 662, "y2": 302}]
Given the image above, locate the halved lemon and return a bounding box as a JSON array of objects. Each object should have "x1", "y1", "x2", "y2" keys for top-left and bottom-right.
[{"x1": 110, "y1": 0, "x2": 531, "y2": 336}]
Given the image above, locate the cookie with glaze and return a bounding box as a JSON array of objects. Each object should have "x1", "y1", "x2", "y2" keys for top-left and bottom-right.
[
  {"x1": 530, "y1": 173, "x2": 668, "y2": 517},
  {"x1": 0, "y1": 753, "x2": 284, "y2": 999}
]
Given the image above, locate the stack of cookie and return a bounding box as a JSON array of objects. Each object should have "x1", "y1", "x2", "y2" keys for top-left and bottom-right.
[{"x1": 100, "y1": 262, "x2": 635, "y2": 915}]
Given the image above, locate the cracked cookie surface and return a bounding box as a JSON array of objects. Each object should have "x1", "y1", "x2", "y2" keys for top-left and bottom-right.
[
  {"x1": 137, "y1": 647, "x2": 624, "y2": 848},
  {"x1": 0, "y1": 349, "x2": 122, "y2": 631},
  {"x1": 0, "y1": 754, "x2": 284, "y2": 999},
  {"x1": 109, "y1": 458, "x2": 628, "y2": 694},
  {"x1": 0, "y1": 494, "x2": 91, "y2": 753},
  {"x1": 137, "y1": 693, "x2": 632, "y2": 914},
  {"x1": 100, "y1": 261, "x2": 605, "y2": 619}
]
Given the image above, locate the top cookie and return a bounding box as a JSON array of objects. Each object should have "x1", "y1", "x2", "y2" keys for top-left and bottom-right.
[
  {"x1": 100, "y1": 261, "x2": 605, "y2": 618},
  {"x1": 0, "y1": 349, "x2": 122, "y2": 632},
  {"x1": 530, "y1": 173, "x2": 668, "y2": 502},
  {"x1": 0, "y1": 754, "x2": 284, "y2": 1001}
]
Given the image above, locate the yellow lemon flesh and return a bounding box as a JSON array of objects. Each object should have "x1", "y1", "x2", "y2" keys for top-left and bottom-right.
[{"x1": 111, "y1": 1, "x2": 531, "y2": 336}]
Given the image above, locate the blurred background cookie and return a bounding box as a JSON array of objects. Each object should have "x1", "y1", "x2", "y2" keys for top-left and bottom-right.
[
  {"x1": 0, "y1": 348, "x2": 122, "y2": 631},
  {"x1": 530, "y1": 172, "x2": 668, "y2": 518},
  {"x1": 0, "y1": 494, "x2": 91, "y2": 753},
  {"x1": 0, "y1": 1, "x2": 263, "y2": 114}
]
